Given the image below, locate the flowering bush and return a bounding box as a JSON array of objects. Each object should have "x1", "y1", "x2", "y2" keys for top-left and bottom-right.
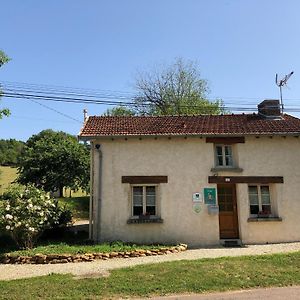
[{"x1": 0, "y1": 185, "x2": 72, "y2": 249}]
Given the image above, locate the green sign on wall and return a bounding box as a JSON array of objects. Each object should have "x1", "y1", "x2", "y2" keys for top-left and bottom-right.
[{"x1": 204, "y1": 188, "x2": 216, "y2": 205}]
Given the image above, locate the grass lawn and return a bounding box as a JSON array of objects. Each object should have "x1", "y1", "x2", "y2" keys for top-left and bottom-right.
[
  {"x1": 1, "y1": 240, "x2": 164, "y2": 256},
  {"x1": 0, "y1": 166, "x2": 17, "y2": 194},
  {"x1": 59, "y1": 196, "x2": 89, "y2": 220},
  {"x1": 0, "y1": 251, "x2": 300, "y2": 299}
]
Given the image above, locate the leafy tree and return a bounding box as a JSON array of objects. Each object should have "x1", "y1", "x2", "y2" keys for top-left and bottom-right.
[
  {"x1": 102, "y1": 106, "x2": 136, "y2": 116},
  {"x1": 17, "y1": 130, "x2": 90, "y2": 196},
  {"x1": 0, "y1": 50, "x2": 10, "y2": 119},
  {"x1": 133, "y1": 58, "x2": 225, "y2": 115},
  {"x1": 0, "y1": 139, "x2": 25, "y2": 166}
]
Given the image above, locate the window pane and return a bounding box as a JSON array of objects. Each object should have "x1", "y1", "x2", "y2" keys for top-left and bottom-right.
[
  {"x1": 225, "y1": 146, "x2": 233, "y2": 166},
  {"x1": 225, "y1": 155, "x2": 233, "y2": 166},
  {"x1": 261, "y1": 186, "x2": 270, "y2": 205},
  {"x1": 216, "y1": 146, "x2": 223, "y2": 156},
  {"x1": 133, "y1": 186, "x2": 143, "y2": 207},
  {"x1": 146, "y1": 206, "x2": 156, "y2": 215},
  {"x1": 133, "y1": 206, "x2": 143, "y2": 216},
  {"x1": 262, "y1": 204, "x2": 271, "y2": 214},
  {"x1": 250, "y1": 205, "x2": 259, "y2": 214},
  {"x1": 248, "y1": 186, "x2": 259, "y2": 205},
  {"x1": 217, "y1": 156, "x2": 223, "y2": 166},
  {"x1": 224, "y1": 146, "x2": 232, "y2": 155},
  {"x1": 146, "y1": 186, "x2": 156, "y2": 215}
]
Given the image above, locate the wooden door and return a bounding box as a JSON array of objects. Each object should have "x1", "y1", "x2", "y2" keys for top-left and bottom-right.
[{"x1": 217, "y1": 184, "x2": 239, "y2": 239}]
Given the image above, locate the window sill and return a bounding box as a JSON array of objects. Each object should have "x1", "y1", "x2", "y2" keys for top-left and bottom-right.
[
  {"x1": 247, "y1": 217, "x2": 282, "y2": 222},
  {"x1": 211, "y1": 167, "x2": 243, "y2": 173},
  {"x1": 127, "y1": 217, "x2": 163, "y2": 224}
]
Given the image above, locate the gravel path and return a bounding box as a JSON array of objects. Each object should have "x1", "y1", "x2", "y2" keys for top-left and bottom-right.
[{"x1": 1, "y1": 242, "x2": 300, "y2": 281}]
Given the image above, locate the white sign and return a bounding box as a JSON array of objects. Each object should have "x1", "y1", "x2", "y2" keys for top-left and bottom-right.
[{"x1": 192, "y1": 192, "x2": 202, "y2": 202}]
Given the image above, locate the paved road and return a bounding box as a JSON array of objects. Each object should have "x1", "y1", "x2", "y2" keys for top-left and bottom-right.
[
  {"x1": 149, "y1": 286, "x2": 300, "y2": 300},
  {"x1": 0, "y1": 242, "x2": 300, "y2": 280}
]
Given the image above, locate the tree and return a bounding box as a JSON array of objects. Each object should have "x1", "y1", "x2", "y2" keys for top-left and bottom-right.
[
  {"x1": 0, "y1": 50, "x2": 10, "y2": 119},
  {"x1": 0, "y1": 139, "x2": 25, "y2": 166},
  {"x1": 17, "y1": 130, "x2": 90, "y2": 196},
  {"x1": 133, "y1": 58, "x2": 225, "y2": 115},
  {"x1": 102, "y1": 106, "x2": 136, "y2": 116}
]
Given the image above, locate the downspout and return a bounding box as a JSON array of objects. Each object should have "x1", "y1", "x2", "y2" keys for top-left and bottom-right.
[
  {"x1": 88, "y1": 142, "x2": 94, "y2": 240},
  {"x1": 93, "y1": 143, "x2": 102, "y2": 242}
]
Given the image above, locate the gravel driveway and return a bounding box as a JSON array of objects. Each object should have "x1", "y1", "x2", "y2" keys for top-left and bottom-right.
[{"x1": 1, "y1": 242, "x2": 300, "y2": 281}]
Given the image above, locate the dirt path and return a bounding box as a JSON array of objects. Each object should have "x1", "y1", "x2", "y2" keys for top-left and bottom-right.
[{"x1": 0, "y1": 242, "x2": 300, "y2": 281}]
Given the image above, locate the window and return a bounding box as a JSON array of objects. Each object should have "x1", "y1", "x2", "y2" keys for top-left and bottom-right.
[
  {"x1": 132, "y1": 186, "x2": 156, "y2": 217},
  {"x1": 248, "y1": 185, "x2": 271, "y2": 216},
  {"x1": 215, "y1": 145, "x2": 233, "y2": 167}
]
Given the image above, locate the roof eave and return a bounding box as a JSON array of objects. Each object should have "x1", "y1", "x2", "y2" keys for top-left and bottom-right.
[{"x1": 78, "y1": 131, "x2": 300, "y2": 141}]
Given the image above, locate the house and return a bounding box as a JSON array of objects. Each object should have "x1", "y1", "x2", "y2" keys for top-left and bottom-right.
[{"x1": 78, "y1": 99, "x2": 300, "y2": 246}]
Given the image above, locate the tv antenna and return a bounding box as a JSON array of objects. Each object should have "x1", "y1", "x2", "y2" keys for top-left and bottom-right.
[{"x1": 275, "y1": 71, "x2": 294, "y2": 113}]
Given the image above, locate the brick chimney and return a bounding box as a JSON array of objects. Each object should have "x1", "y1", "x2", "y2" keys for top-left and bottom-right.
[{"x1": 258, "y1": 100, "x2": 281, "y2": 118}]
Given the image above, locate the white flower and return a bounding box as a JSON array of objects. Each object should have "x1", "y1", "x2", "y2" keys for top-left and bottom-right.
[
  {"x1": 5, "y1": 205, "x2": 10, "y2": 211},
  {"x1": 28, "y1": 227, "x2": 35, "y2": 232},
  {"x1": 15, "y1": 222, "x2": 22, "y2": 227},
  {"x1": 39, "y1": 211, "x2": 44, "y2": 217},
  {"x1": 25, "y1": 223, "x2": 29, "y2": 228},
  {"x1": 5, "y1": 214, "x2": 13, "y2": 220},
  {"x1": 5, "y1": 225, "x2": 10, "y2": 230},
  {"x1": 27, "y1": 203, "x2": 33, "y2": 209}
]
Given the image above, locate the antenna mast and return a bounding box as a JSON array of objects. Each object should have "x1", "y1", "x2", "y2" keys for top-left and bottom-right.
[{"x1": 275, "y1": 71, "x2": 294, "y2": 113}]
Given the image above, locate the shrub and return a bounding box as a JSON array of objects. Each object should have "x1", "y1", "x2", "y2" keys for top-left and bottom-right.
[{"x1": 0, "y1": 185, "x2": 72, "y2": 249}]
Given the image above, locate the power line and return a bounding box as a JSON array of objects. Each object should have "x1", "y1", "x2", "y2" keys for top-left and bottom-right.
[
  {"x1": 2, "y1": 81, "x2": 300, "y2": 115},
  {"x1": 2, "y1": 80, "x2": 300, "y2": 103}
]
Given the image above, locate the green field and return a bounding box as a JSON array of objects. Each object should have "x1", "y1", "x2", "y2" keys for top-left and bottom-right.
[
  {"x1": 0, "y1": 166, "x2": 18, "y2": 194},
  {"x1": 0, "y1": 252, "x2": 300, "y2": 299},
  {"x1": 0, "y1": 166, "x2": 89, "y2": 220}
]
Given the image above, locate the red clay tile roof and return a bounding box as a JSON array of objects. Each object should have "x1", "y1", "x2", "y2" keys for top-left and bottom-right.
[{"x1": 79, "y1": 114, "x2": 300, "y2": 138}]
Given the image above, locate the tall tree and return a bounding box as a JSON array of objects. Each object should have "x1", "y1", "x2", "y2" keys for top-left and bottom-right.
[
  {"x1": 102, "y1": 106, "x2": 136, "y2": 116},
  {"x1": 0, "y1": 50, "x2": 10, "y2": 119},
  {"x1": 0, "y1": 139, "x2": 25, "y2": 166},
  {"x1": 134, "y1": 58, "x2": 224, "y2": 115},
  {"x1": 17, "y1": 130, "x2": 90, "y2": 196}
]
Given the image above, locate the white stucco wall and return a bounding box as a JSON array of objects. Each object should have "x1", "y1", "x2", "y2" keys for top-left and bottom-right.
[{"x1": 91, "y1": 135, "x2": 300, "y2": 246}]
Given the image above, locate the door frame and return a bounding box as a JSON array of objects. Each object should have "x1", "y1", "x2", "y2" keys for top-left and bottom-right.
[{"x1": 217, "y1": 183, "x2": 240, "y2": 239}]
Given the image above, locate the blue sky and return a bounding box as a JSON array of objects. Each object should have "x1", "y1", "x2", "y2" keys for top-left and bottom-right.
[{"x1": 1, "y1": 0, "x2": 300, "y2": 141}]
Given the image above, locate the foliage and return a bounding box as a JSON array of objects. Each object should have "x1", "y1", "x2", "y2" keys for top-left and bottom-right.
[
  {"x1": 58, "y1": 196, "x2": 89, "y2": 220},
  {"x1": 0, "y1": 50, "x2": 11, "y2": 119},
  {"x1": 134, "y1": 57, "x2": 225, "y2": 115},
  {"x1": 0, "y1": 185, "x2": 72, "y2": 249},
  {"x1": 17, "y1": 129, "x2": 90, "y2": 195},
  {"x1": 0, "y1": 50, "x2": 10, "y2": 67},
  {"x1": 0, "y1": 252, "x2": 300, "y2": 298},
  {"x1": 102, "y1": 106, "x2": 136, "y2": 116},
  {"x1": 0, "y1": 139, "x2": 25, "y2": 166}
]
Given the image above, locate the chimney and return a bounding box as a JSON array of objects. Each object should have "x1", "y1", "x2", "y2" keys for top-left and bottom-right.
[
  {"x1": 258, "y1": 100, "x2": 281, "y2": 119},
  {"x1": 83, "y1": 109, "x2": 88, "y2": 121}
]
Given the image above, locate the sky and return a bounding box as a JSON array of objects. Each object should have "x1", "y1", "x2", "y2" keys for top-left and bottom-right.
[{"x1": 1, "y1": 0, "x2": 300, "y2": 141}]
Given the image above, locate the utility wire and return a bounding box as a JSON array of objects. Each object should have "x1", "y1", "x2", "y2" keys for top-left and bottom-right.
[
  {"x1": 2, "y1": 80, "x2": 300, "y2": 103},
  {"x1": 2, "y1": 82, "x2": 300, "y2": 114}
]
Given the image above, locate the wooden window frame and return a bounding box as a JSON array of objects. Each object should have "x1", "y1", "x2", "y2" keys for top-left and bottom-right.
[
  {"x1": 248, "y1": 184, "x2": 272, "y2": 217},
  {"x1": 215, "y1": 144, "x2": 234, "y2": 167},
  {"x1": 131, "y1": 184, "x2": 159, "y2": 219}
]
